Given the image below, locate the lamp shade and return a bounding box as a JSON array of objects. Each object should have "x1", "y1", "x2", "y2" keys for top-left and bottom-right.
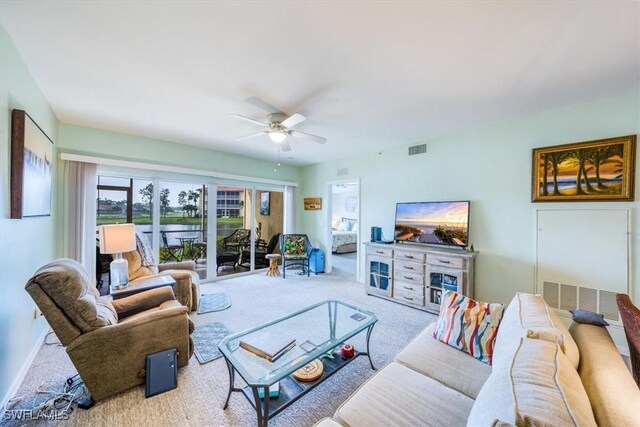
[{"x1": 98, "y1": 224, "x2": 136, "y2": 254}]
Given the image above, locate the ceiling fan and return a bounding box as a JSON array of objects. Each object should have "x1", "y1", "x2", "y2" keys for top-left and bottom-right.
[{"x1": 231, "y1": 96, "x2": 327, "y2": 152}]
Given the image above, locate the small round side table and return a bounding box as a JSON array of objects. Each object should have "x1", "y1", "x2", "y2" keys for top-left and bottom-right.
[{"x1": 265, "y1": 254, "x2": 281, "y2": 277}]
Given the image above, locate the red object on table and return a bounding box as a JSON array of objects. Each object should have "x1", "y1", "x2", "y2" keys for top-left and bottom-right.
[{"x1": 341, "y1": 344, "x2": 355, "y2": 358}]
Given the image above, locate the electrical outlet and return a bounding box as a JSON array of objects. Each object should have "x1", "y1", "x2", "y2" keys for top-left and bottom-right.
[{"x1": 34, "y1": 307, "x2": 42, "y2": 319}]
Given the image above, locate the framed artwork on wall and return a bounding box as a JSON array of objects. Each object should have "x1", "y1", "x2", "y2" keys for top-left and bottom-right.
[
  {"x1": 304, "y1": 197, "x2": 322, "y2": 211},
  {"x1": 345, "y1": 196, "x2": 358, "y2": 213},
  {"x1": 260, "y1": 191, "x2": 270, "y2": 216},
  {"x1": 11, "y1": 109, "x2": 54, "y2": 218},
  {"x1": 531, "y1": 135, "x2": 636, "y2": 202}
]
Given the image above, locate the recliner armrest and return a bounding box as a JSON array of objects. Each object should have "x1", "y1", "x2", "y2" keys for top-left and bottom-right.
[
  {"x1": 112, "y1": 286, "x2": 176, "y2": 319},
  {"x1": 158, "y1": 261, "x2": 196, "y2": 271}
]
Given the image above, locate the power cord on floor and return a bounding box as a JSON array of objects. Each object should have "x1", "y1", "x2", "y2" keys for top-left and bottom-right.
[
  {"x1": 2, "y1": 374, "x2": 89, "y2": 421},
  {"x1": 44, "y1": 330, "x2": 62, "y2": 346}
]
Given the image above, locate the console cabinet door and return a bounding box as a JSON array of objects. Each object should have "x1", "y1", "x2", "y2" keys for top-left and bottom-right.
[
  {"x1": 367, "y1": 255, "x2": 392, "y2": 296},
  {"x1": 426, "y1": 265, "x2": 464, "y2": 311}
]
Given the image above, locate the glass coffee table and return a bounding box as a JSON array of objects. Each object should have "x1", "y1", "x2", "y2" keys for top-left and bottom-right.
[{"x1": 218, "y1": 300, "x2": 377, "y2": 427}]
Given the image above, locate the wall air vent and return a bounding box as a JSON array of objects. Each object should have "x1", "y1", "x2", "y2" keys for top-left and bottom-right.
[
  {"x1": 542, "y1": 283, "x2": 621, "y2": 323},
  {"x1": 337, "y1": 168, "x2": 349, "y2": 176},
  {"x1": 408, "y1": 143, "x2": 428, "y2": 156}
]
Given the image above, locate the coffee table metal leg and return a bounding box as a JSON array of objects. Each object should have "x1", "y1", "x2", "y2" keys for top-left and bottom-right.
[
  {"x1": 365, "y1": 323, "x2": 376, "y2": 370},
  {"x1": 251, "y1": 386, "x2": 271, "y2": 427},
  {"x1": 223, "y1": 357, "x2": 235, "y2": 409}
]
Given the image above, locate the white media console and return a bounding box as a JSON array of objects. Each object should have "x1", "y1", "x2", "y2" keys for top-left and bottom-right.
[{"x1": 364, "y1": 242, "x2": 477, "y2": 314}]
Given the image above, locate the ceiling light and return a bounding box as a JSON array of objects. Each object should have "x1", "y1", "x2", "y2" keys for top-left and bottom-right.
[{"x1": 268, "y1": 129, "x2": 287, "y2": 143}]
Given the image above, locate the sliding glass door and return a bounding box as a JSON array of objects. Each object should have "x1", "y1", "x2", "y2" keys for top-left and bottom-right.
[
  {"x1": 216, "y1": 186, "x2": 253, "y2": 277},
  {"x1": 96, "y1": 176, "x2": 155, "y2": 286},
  {"x1": 254, "y1": 189, "x2": 283, "y2": 270},
  {"x1": 158, "y1": 181, "x2": 208, "y2": 279}
]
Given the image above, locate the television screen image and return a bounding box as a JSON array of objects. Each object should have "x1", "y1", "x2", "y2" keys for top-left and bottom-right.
[{"x1": 394, "y1": 201, "x2": 469, "y2": 247}]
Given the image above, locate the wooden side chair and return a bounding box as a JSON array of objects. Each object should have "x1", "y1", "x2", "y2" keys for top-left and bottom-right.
[{"x1": 616, "y1": 293, "x2": 640, "y2": 386}]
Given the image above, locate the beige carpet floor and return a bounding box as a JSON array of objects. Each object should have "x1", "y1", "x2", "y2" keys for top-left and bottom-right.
[{"x1": 5, "y1": 268, "x2": 436, "y2": 427}]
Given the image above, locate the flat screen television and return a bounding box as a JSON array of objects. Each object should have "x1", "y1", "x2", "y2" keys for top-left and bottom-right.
[{"x1": 394, "y1": 201, "x2": 470, "y2": 248}]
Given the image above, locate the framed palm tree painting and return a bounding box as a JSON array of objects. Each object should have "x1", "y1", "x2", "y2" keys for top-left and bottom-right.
[{"x1": 532, "y1": 135, "x2": 636, "y2": 202}]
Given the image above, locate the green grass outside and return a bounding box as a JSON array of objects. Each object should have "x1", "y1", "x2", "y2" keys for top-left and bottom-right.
[{"x1": 97, "y1": 213, "x2": 244, "y2": 227}]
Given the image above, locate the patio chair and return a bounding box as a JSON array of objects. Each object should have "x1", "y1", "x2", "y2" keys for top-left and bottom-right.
[
  {"x1": 240, "y1": 232, "x2": 281, "y2": 268},
  {"x1": 161, "y1": 231, "x2": 183, "y2": 262},
  {"x1": 280, "y1": 234, "x2": 313, "y2": 278},
  {"x1": 222, "y1": 228, "x2": 251, "y2": 252}
]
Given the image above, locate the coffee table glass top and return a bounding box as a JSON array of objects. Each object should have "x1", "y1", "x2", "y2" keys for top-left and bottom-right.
[{"x1": 218, "y1": 300, "x2": 377, "y2": 386}]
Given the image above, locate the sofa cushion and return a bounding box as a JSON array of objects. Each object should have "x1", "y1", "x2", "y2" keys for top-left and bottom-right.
[
  {"x1": 283, "y1": 235, "x2": 306, "y2": 258},
  {"x1": 570, "y1": 323, "x2": 640, "y2": 427},
  {"x1": 313, "y1": 418, "x2": 343, "y2": 427},
  {"x1": 396, "y1": 323, "x2": 492, "y2": 399},
  {"x1": 432, "y1": 290, "x2": 504, "y2": 365},
  {"x1": 570, "y1": 309, "x2": 610, "y2": 326},
  {"x1": 28, "y1": 258, "x2": 117, "y2": 333},
  {"x1": 468, "y1": 338, "x2": 597, "y2": 427},
  {"x1": 334, "y1": 362, "x2": 474, "y2": 427},
  {"x1": 493, "y1": 292, "x2": 580, "y2": 370}
]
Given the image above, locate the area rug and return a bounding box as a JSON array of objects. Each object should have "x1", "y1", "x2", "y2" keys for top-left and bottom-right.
[
  {"x1": 193, "y1": 321, "x2": 239, "y2": 364},
  {"x1": 197, "y1": 293, "x2": 231, "y2": 314}
]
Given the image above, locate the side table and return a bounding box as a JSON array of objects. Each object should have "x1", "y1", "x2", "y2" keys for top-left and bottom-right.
[
  {"x1": 265, "y1": 254, "x2": 281, "y2": 277},
  {"x1": 110, "y1": 275, "x2": 176, "y2": 300}
]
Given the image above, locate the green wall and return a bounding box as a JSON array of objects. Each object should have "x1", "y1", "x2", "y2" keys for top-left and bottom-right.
[
  {"x1": 0, "y1": 26, "x2": 59, "y2": 403},
  {"x1": 299, "y1": 92, "x2": 640, "y2": 311},
  {"x1": 58, "y1": 124, "x2": 300, "y2": 184}
]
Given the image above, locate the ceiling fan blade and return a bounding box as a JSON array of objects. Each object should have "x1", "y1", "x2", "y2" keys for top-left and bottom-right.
[
  {"x1": 289, "y1": 130, "x2": 327, "y2": 144},
  {"x1": 245, "y1": 96, "x2": 282, "y2": 114},
  {"x1": 281, "y1": 140, "x2": 292, "y2": 152},
  {"x1": 237, "y1": 131, "x2": 268, "y2": 140},
  {"x1": 281, "y1": 113, "x2": 306, "y2": 129},
  {"x1": 230, "y1": 114, "x2": 268, "y2": 127}
]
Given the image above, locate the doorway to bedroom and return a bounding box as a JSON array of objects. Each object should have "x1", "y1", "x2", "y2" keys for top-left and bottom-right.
[{"x1": 328, "y1": 179, "x2": 359, "y2": 278}]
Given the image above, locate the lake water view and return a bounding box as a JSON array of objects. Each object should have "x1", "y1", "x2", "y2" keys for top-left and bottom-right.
[{"x1": 136, "y1": 223, "x2": 242, "y2": 245}]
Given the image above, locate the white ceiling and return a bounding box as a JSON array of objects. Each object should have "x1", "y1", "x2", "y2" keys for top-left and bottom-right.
[{"x1": 1, "y1": 1, "x2": 638, "y2": 166}]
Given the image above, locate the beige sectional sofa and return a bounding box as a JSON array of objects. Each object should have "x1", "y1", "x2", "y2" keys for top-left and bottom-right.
[{"x1": 316, "y1": 293, "x2": 639, "y2": 427}]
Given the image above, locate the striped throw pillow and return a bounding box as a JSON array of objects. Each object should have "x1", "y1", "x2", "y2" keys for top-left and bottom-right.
[{"x1": 432, "y1": 290, "x2": 505, "y2": 365}]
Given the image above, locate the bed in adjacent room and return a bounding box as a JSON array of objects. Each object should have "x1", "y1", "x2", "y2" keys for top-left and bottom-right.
[{"x1": 332, "y1": 218, "x2": 358, "y2": 253}]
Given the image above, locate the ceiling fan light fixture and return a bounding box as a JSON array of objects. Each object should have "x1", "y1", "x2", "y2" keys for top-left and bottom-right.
[{"x1": 268, "y1": 129, "x2": 287, "y2": 143}]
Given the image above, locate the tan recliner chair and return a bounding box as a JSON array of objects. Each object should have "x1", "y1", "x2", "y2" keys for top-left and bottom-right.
[
  {"x1": 25, "y1": 259, "x2": 194, "y2": 402},
  {"x1": 123, "y1": 232, "x2": 201, "y2": 311}
]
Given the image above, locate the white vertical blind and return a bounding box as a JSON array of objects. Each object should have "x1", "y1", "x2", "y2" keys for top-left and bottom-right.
[
  {"x1": 284, "y1": 185, "x2": 296, "y2": 233},
  {"x1": 151, "y1": 178, "x2": 160, "y2": 260},
  {"x1": 65, "y1": 161, "x2": 98, "y2": 280}
]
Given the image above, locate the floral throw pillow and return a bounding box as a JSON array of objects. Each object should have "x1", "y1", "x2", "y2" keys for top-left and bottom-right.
[
  {"x1": 283, "y1": 235, "x2": 306, "y2": 258},
  {"x1": 432, "y1": 290, "x2": 505, "y2": 365}
]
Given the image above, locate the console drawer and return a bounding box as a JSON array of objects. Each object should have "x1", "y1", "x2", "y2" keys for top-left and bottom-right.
[
  {"x1": 426, "y1": 254, "x2": 464, "y2": 269},
  {"x1": 367, "y1": 246, "x2": 393, "y2": 258},
  {"x1": 394, "y1": 259, "x2": 425, "y2": 275},
  {"x1": 395, "y1": 249, "x2": 426, "y2": 263},
  {"x1": 394, "y1": 280, "x2": 425, "y2": 296},
  {"x1": 394, "y1": 288, "x2": 425, "y2": 306},
  {"x1": 394, "y1": 270, "x2": 424, "y2": 285}
]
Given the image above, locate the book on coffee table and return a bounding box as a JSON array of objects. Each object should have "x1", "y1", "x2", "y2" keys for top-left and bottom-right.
[{"x1": 240, "y1": 332, "x2": 296, "y2": 362}]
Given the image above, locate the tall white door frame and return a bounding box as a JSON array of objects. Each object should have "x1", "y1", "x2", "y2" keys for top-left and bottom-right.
[{"x1": 325, "y1": 178, "x2": 361, "y2": 281}]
